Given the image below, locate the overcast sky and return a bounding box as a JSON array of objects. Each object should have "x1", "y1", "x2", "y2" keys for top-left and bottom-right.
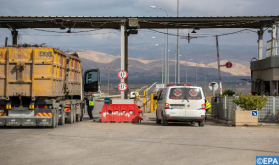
[{"x1": 0, "y1": 0, "x2": 278, "y2": 54}]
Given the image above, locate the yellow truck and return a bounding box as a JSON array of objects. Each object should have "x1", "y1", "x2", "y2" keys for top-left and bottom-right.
[{"x1": 0, "y1": 46, "x2": 100, "y2": 128}]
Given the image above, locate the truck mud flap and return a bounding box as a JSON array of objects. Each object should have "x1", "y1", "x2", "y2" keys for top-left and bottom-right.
[
  {"x1": 0, "y1": 118, "x2": 5, "y2": 126},
  {"x1": 22, "y1": 118, "x2": 37, "y2": 126},
  {"x1": 6, "y1": 118, "x2": 21, "y2": 126},
  {"x1": 37, "y1": 117, "x2": 52, "y2": 126}
]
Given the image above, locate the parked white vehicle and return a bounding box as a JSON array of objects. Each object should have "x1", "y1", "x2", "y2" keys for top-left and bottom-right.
[
  {"x1": 129, "y1": 91, "x2": 139, "y2": 99},
  {"x1": 155, "y1": 85, "x2": 206, "y2": 126}
]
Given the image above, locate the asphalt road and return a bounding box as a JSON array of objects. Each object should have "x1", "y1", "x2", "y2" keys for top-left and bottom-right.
[{"x1": 1, "y1": 101, "x2": 279, "y2": 165}]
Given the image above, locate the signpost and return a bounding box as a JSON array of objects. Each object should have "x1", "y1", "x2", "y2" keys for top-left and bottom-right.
[{"x1": 209, "y1": 82, "x2": 218, "y2": 97}]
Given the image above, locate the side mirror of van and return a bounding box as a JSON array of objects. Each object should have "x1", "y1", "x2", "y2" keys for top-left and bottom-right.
[{"x1": 153, "y1": 96, "x2": 158, "y2": 100}]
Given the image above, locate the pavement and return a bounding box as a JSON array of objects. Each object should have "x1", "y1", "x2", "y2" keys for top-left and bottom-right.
[{"x1": 0, "y1": 102, "x2": 279, "y2": 165}]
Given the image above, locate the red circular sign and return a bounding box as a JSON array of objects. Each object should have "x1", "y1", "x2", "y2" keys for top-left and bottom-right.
[
  {"x1": 225, "y1": 62, "x2": 232, "y2": 68},
  {"x1": 118, "y1": 82, "x2": 127, "y2": 91},
  {"x1": 118, "y1": 70, "x2": 128, "y2": 79}
]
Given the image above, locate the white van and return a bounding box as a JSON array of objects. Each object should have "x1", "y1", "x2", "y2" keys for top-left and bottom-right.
[{"x1": 155, "y1": 85, "x2": 206, "y2": 126}]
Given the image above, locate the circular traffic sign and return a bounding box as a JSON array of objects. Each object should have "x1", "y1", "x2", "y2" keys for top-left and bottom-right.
[
  {"x1": 225, "y1": 62, "x2": 232, "y2": 68},
  {"x1": 118, "y1": 70, "x2": 128, "y2": 79},
  {"x1": 209, "y1": 82, "x2": 219, "y2": 91},
  {"x1": 118, "y1": 82, "x2": 128, "y2": 91}
]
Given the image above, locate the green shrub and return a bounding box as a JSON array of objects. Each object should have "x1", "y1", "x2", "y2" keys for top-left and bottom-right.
[
  {"x1": 222, "y1": 89, "x2": 235, "y2": 96},
  {"x1": 233, "y1": 93, "x2": 268, "y2": 111}
]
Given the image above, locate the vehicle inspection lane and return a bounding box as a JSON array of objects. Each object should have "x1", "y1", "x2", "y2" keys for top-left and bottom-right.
[{"x1": 0, "y1": 114, "x2": 279, "y2": 165}]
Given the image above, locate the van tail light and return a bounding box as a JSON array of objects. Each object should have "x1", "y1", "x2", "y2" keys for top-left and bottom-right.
[
  {"x1": 165, "y1": 103, "x2": 170, "y2": 109},
  {"x1": 201, "y1": 104, "x2": 205, "y2": 110},
  {"x1": 0, "y1": 105, "x2": 5, "y2": 109},
  {"x1": 38, "y1": 105, "x2": 48, "y2": 109}
]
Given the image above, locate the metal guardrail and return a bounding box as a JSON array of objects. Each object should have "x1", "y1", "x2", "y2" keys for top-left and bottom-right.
[{"x1": 211, "y1": 96, "x2": 279, "y2": 122}]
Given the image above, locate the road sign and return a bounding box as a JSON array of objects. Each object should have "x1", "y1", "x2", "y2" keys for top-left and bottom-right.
[
  {"x1": 252, "y1": 110, "x2": 258, "y2": 116},
  {"x1": 225, "y1": 62, "x2": 233, "y2": 68},
  {"x1": 156, "y1": 84, "x2": 165, "y2": 92},
  {"x1": 209, "y1": 82, "x2": 218, "y2": 90},
  {"x1": 118, "y1": 70, "x2": 128, "y2": 79},
  {"x1": 118, "y1": 82, "x2": 127, "y2": 91}
]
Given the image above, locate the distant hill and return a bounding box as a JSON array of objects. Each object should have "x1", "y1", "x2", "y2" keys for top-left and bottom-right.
[{"x1": 78, "y1": 50, "x2": 250, "y2": 83}]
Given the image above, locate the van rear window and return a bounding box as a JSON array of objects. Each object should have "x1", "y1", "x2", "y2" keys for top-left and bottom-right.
[{"x1": 169, "y1": 88, "x2": 202, "y2": 100}]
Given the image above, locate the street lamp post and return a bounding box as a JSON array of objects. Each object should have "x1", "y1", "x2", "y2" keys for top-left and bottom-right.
[
  {"x1": 152, "y1": 36, "x2": 165, "y2": 84},
  {"x1": 150, "y1": 6, "x2": 169, "y2": 84},
  {"x1": 177, "y1": 0, "x2": 180, "y2": 84}
]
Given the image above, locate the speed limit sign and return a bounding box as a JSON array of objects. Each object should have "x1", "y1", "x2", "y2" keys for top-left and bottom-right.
[
  {"x1": 118, "y1": 82, "x2": 128, "y2": 91},
  {"x1": 118, "y1": 70, "x2": 128, "y2": 79}
]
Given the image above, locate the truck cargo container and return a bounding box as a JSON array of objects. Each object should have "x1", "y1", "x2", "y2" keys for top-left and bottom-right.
[{"x1": 0, "y1": 46, "x2": 100, "y2": 128}]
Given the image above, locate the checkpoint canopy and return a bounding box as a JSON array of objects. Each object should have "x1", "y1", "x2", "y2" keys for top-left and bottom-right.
[
  {"x1": 0, "y1": 16, "x2": 278, "y2": 29},
  {"x1": 1, "y1": 15, "x2": 279, "y2": 100}
]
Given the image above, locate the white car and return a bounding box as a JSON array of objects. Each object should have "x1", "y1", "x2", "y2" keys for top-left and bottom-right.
[
  {"x1": 155, "y1": 85, "x2": 206, "y2": 126},
  {"x1": 129, "y1": 92, "x2": 139, "y2": 99}
]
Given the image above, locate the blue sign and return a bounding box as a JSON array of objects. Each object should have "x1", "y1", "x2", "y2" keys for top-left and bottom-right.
[
  {"x1": 256, "y1": 156, "x2": 279, "y2": 165},
  {"x1": 252, "y1": 110, "x2": 258, "y2": 116}
]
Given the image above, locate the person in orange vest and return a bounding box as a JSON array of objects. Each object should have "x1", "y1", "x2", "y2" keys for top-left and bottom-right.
[{"x1": 205, "y1": 99, "x2": 211, "y2": 122}]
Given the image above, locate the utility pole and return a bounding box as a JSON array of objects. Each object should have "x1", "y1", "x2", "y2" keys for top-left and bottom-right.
[
  {"x1": 185, "y1": 61, "x2": 187, "y2": 84},
  {"x1": 104, "y1": 67, "x2": 113, "y2": 95},
  {"x1": 216, "y1": 36, "x2": 223, "y2": 95},
  {"x1": 195, "y1": 63, "x2": 197, "y2": 86},
  {"x1": 204, "y1": 63, "x2": 207, "y2": 94}
]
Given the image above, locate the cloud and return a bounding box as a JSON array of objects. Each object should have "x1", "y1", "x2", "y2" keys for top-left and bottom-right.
[{"x1": 0, "y1": 0, "x2": 278, "y2": 49}]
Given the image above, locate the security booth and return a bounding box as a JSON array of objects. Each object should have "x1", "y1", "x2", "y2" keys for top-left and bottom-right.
[{"x1": 250, "y1": 56, "x2": 279, "y2": 96}]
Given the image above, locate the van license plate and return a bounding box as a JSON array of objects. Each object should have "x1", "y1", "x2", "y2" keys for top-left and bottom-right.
[{"x1": 171, "y1": 106, "x2": 184, "y2": 109}]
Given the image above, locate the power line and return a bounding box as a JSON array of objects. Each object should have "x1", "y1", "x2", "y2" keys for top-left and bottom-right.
[
  {"x1": 32, "y1": 28, "x2": 101, "y2": 33},
  {"x1": 22, "y1": 30, "x2": 118, "y2": 36},
  {"x1": 20, "y1": 29, "x2": 44, "y2": 43},
  {"x1": 148, "y1": 28, "x2": 258, "y2": 38}
]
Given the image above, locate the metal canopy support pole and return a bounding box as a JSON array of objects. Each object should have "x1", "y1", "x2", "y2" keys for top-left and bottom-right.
[
  {"x1": 177, "y1": 0, "x2": 180, "y2": 84},
  {"x1": 120, "y1": 24, "x2": 126, "y2": 100},
  {"x1": 161, "y1": 42, "x2": 164, "y2": 84},
  {"x1": 11, "y1": 30, "x2": 18, "y2": 45},
  {"x1": 167, "y1": 28, "x2": 169, "y2": 84},
  {"x1": 5, "y1": 37, "x2": 8, "y2": 46},
  {"x1": 272, "y1": 23, "x2": 278, "y2": 56},
  {"x1": 216, "y1": 36, "x2": 222, "y2": 95},
  {"x1": 124, "y1": 30, "x2": 129, "y2": 99},
  {"x1": 258, "y1": 29, "x2": 263, "y2": 60},
  {"x1": 164, "y1": 30, "x2": 167, "y2": 86}
]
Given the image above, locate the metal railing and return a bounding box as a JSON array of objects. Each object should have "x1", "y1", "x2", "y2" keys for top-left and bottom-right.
[{"x1": 211, "y1": 96, "x2": 279, "y2": 122}]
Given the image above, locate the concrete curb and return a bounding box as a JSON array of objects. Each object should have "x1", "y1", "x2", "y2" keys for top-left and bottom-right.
[{"x1": 208, "y1": 115, "x2": 279, "y2": 127}]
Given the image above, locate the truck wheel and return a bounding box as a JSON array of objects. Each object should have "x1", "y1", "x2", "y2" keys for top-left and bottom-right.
[
  {"x1": 198, "y1": 120, "x2": 205, "y2": 127},
  {"x1": 65, "y1": 111, "x2": 73, "y2": 124},
  {"x1": 58, "y1": 109, "x2": 65, "y2": 125},
  {"x1": 80, "y1": 108, "x2": 83, "y2": 121},
  {"x1": 76, "y1": 114, "x2": 80, "y2": 122},
  {"x1": 161, "y1": 112, "x2": 168, "y2": 126},
  {"x1": 73, "y1": 110, "x2": 76, "y2": 123},
  {"x1": 51, "y1": 110, "x2": 57, "y2": 128}
]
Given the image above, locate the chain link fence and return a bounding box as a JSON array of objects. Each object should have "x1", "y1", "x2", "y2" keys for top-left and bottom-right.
[{"x1": 211, "y1": 96, "x2": 279, "y2": 122}]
